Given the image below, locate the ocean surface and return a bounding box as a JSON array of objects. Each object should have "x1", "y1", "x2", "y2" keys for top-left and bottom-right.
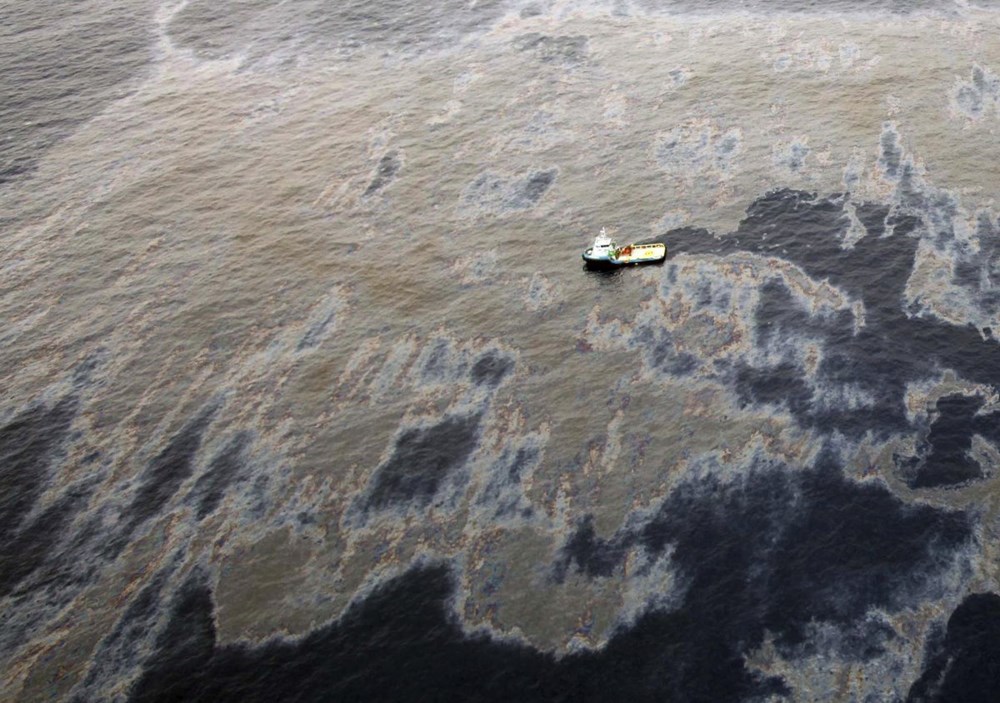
[{"x1": 6, "y1": 0, "x2": 1000, "y2": 700}]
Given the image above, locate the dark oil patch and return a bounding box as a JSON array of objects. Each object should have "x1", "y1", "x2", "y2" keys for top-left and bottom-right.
[
  {"x1": 111, "y1": 396, "x2": 971, "y2": 698},
  {"x1": 897, "y1": 394, "x2": 1000, "y2": 488},
  {"x1": 0, "y1": 396, "x2": 77, "y2": 542},
  {"x1": 668, "y1": 189, "x2": 921, "y2": 312},
  {"x1": 361, "y1": 150, "x2": 400, "y2": 198},
  {"x1": 554, "y1": 515, "x2": 620, "y2": 580},
  {"x1": 735, "y1": 361, "x2": 813, "y2": 417},
  {"x1": 55, "y1": 512, "x2": 106, "y2": 587},
  {"x1": 632, "y1": 324, "x2": 699, "y2": 376},
  {"x1": 74, "y1": 566, "x2": 176, "y2": 700},
  {"x1": 512, "y1": 169, "x2": 557, "y2": 208},
  {"x1": 364, "y1": 413, "x2": 481, "y2": 511},
  {"x1": 556, "y1": 448, "x2": 971, "y2": 666},
  {"x1": 107, "y1": 404, "x2": 218, "y2": 558},
  {"x1": 504, "y1": 446, "x2": 537, "y2": 483},
  {"x1": 131, "y1": 569, "x2": 217, "y2": 703},
  {"x1": 128, "y1": 562, "x2": 788, "y2": 703},
  {"x1": 905, "y1": 394, "x2": 986, "y2": 487},
  {"x1": 952, "y1": 253, "x2": 984, "y2": 288},
  {"x1": 469, "y1": 350, "x2": 514, "y2": 388},
  {"x1": 0, "y1": 479, "x2": 94, "y2": 597},
  {"x1": 463, "y1": 168, "x2": 557, "y2": 214},
  {"x1": 907, "y1": 593, "x2": 1000, "y2": 703},
  {"x1": 666, "y1": 189, "x2": 1000, "y2": 440},
  {"x1": 477, "y1": 445, "x2": 540, "y2": 518},
  {"x1": 855, "y1": 202, "x2": 891, "y2": 237},
  {"x1": 188, "y1": 432, "x2": 252, "y2": 520},
  {"x1": 779, "y1": 142, "x2": 810, "y2": 172},
  {"x1": 951, "y1": 212, "x2": 1000, "y2": 319}
]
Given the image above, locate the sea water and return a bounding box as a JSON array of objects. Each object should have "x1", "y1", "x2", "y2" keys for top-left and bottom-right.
[{"x1": 4, "y1": 0, "x2": 1000, "y2": 700}]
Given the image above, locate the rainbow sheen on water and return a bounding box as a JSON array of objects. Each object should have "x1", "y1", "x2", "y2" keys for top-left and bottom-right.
[{"x1": 5, "y1": 0, "x2": 1000, "y2": 700}]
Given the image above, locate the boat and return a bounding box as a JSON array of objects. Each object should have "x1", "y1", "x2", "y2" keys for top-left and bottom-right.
[{"x1": 582, "y1": 228, "x2": 666, "y2": 268}]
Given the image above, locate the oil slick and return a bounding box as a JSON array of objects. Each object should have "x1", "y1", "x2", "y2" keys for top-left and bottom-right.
[{"x1": 9, "y1": 0, "x2": 1000, "y2": 701}]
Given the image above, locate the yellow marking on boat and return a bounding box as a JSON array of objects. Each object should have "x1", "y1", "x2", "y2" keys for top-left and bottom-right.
[{"x1": 616, "y1": 243, "x2": 666, "y2": 263}]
